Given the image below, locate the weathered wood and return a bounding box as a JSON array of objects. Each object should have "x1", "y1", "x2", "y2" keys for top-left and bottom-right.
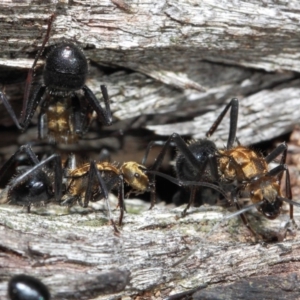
[
  {"x1": 1, "y1": 0, "x2": 300, "y2": 73},
  {"x1": 0, "y1": 0, "x2": 299, "y2": 145},
  {"x1": 0, "y1": 2, "x2": 300, "y2": 300},
  {"x1": 0, "y1": 200, "x2": 300, "y2": 299}
]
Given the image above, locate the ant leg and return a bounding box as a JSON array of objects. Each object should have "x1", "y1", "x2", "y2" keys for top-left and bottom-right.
[
  {"x1": 206, "y1": 98, "x2": 239, "y2": 149},
  {"x1": 100, "y1": 84, "x2": 112, "y2": 124},
  {"x1": 70, "y1": 94, "x2": 91, "y2": 135},
  {"x1": 72, "y1": 95, "x2": 84, "y2": 135},
  {"x1": 0, "y1": 91, "x2": 23, "y2": 130},
  {"x1": 181, "y1": 153, "x2": 223, "y2": 215},
  {"x1": 285, "y1": 168, "x2": 293, "y2": 221},
  {"x1": 51, "y1": 154, "x2": 63, "y2": 203},
  {"x1": 84, "y1": 161, "x2": 120, "y2": 231},
  {"x1": 1, "y1": 15, "x2": 54, "y2": 131},
  {"x1": 182, "y1": 186, "x2": 197, "y2": 217},
  {"x1": 20, "y1": 85, "x2": 47, "y2": 129},
  {"x1": 82, "y1": 85, "x2": 112, "y2": 126},
  {"x1": 1, "y1": 86, "x2": 46, "y2": 132},
  {"x1": 60, "y1": 195, "x2": 78, "y2": 207},
  {"x1": 265, "y1": 142, "x2": 287, "y2": 164},
  {"x1": 83, "y1": 161, "x2": 108, "y2": 207},
  {"x1": 267, "y1": 162, "x2": 296, "y2": 240},
  {"x1": 97, "y1": 175, "x2": 126, "y2": 226},
  {"x1": 112, "y1": 175, "x2": 125, "y2": 226},
  {"x1": 142, "y1": 140, "x2": 166, "y2": 165},
  {"x1": 148, "y1": 133, "x2": 210, "y2": 208},
  {"x1": 146, "y1": 170, "x2": 231, "y2": 204},
  {"x1": 21, "y1": 14, "x2": 55, "y2": 126},
  {"x1": 38, "y1": 112, "x2": 48, "y2": 140},
  {"x1": 271, "y1": 163, "x2": 294, "y2": 222},
  {"x1": 267, "y1": 164, "x2": 287, "y2": 178},
  {"x1": 0, "y1": 144, "x2": 40, "y2": 183},
  {"x1": 231, "y1": 189, "x2": 261, "y2": 241}
]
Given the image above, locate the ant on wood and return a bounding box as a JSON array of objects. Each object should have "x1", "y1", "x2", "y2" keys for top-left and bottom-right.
[
  {"x1": 61, "y1": 153, "x2": 158, "y2": 227},
  {"x1": 145, "y1": 98, "x2": 300, "y2": 241},
  {"x1": 0, "y1": 14, "x2": 112, "y2": 143},
  {"x1": 59, "y1": 149, "x2": 206, "y2": 227},
  {"x1": 0, "y1": 144, "x2": 62, "y2": 212},
  {"x1": 0, "y1": 145, "x2": 223, "y2": 230},
  {"x1": 60, "y1": 154, "x2": 223, "y2": 228},
  {"x1": 8, "y1": 274, "x2": 50, "y2": 300}
]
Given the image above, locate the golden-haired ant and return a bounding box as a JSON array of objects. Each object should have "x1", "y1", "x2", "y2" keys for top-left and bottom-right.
[{"x1": 145, "y1": 98, "x2": 300, "y2": 241}]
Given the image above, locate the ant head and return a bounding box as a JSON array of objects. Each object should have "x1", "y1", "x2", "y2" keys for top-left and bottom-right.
[
  {"x1": 250, "y1": 179, "x2": 282, "y2": 219},
  {"x1": 8, "y1": 274, "x2": 50, "y2": 300},
  {"x1": 120, "y1": 162, "x2": 150, "y2": 192},
  {"x1": 258, "y1": 197, "x2": 282, "y2": 220},
  {"x1": 44, "y1": 42, "x2": 88, "y2": 92}
]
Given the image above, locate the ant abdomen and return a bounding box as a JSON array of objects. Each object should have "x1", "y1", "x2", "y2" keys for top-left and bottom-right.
[
  {"x1": 8, "y1": 169, "x2": 53, "y2": 207},
  {"x1": 8, "y1": 274, "x2": 50, "y2": 300},
  {"x1": 44, "y1": 43, "x2": 88, "y2": 92}
]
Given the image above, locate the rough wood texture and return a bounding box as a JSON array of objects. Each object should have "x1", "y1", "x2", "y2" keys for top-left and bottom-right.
[
  {"x1": 0, "y1": 1, "x2": 300, "y2": 300},
  {"x1": 0, "y1": 0, "x2": 299, "y2": 145},
  {"x1": 0, "y1": 201, "x2": 300, "y2": 300}
]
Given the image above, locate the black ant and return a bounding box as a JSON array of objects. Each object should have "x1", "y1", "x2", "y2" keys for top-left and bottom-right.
[
  {"x1": 8, "y1": 274, "x2": 50, "y2": 300},
  {"x1": 145, "y1": 98, "x2": 300, "y2": 241},
  {"x1": 0, "y1": 14, "x2": 112, "y2": 143},
  {"x1": 0, "y1": 144, "x2": 62, "y2": 212}
]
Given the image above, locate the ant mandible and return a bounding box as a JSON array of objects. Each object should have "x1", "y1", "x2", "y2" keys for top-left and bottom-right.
[
  {"x1": 145, "y1": 98, "x2": 300, "y2": 241},
  {"x1": 0, "y1": 144, "x2": 62, "y2": 212},
  {"x1": 0, "y1": 14, "x2": 112, "y2": 143}
]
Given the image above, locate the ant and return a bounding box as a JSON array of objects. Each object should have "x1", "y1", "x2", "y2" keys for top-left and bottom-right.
[
  {"x1": 0, "y1": 14, "x2": 112, "y2": 143},
  {"x1": 61, "y1": 154, "x2": 154, "y2": 227},
  {"x1": 145, "y1": 98, "x2": 300, "y2": 241},
  {"x1": 60, "y1": 153, "x2": 207, "y2": 227},
  {"x1": 8, "y1": 274, "x2": 50, "y2": 300},
  {"x1": 0, "y1": 144, "x2": 62, "y2": 212}
]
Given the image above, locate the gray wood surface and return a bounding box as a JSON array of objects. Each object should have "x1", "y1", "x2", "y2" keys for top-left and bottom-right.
[
  {"x1": 0, "y1": 0, "x2": 299, "y2": 145},
  {"x1": 0, "y1": 200, "x2": 300, "y2": 300},
  {"x1": 0, "y1": 1, "x2": 300, "y2": 299}
]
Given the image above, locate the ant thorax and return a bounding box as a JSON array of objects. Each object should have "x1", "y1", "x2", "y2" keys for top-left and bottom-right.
[{"x1": 66, "y1": 162, "x2": 118, "y2": 200}]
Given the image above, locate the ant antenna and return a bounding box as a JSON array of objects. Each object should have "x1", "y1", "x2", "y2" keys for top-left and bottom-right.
[
  {"x1": 172, "y1": 201, "x2": 263, "y2": 267},
  {"x1": 21, "y1": 14, "x2": 56, "y2": 123}
]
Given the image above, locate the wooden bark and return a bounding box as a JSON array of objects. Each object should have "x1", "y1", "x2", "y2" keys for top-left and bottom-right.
[
  {"x1": 0, "y1": 0, "x2": 299, "y2": 145},
  {"x1": 0, "y1": 200, "x2": 300, "y2": 299},
  {"x1": 0, "y1": 1, "x2": 300, "y2": 300}
]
